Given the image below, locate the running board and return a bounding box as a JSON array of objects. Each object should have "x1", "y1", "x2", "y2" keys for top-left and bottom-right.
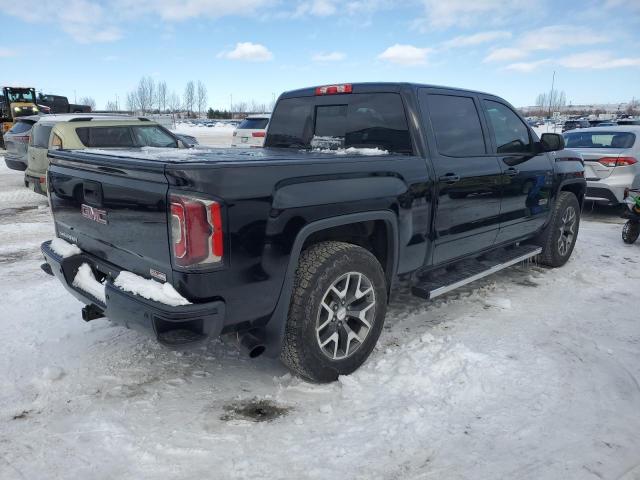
[{"x1": 411, "y1": 245, "x2": 542, "y2": 300}]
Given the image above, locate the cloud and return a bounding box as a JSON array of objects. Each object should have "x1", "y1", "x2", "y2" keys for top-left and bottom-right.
[
  {"x1": 378, "y1": 44, "x2": 432, "y2": 66},
  {"x1": 312, "y1": 51, "x2": 346, "y2": 62},
  {"x1": 558, "y1": 51, "x2": 640, "y2": 69},
  {"x1": 4, "y1": 0, "x2": 122, "y2": 43},
  {"x1": 484, "y1": 47, "x2": 528, "y2": 63},
  {"x1": 505, "y1": 60, "x2": 551, "y2": 72},
  {"x1": 219, "y1": 42, "x2": 273, "y2": 61},
  {"x1": 443, "y1": 30, "x2": 511, "y2": 48},
  {"x1": 483, "y1": 24, "x2": 609, "y2": 64},
  {"x1": 413, "y1": 0, "x2": 531, "y2": 30},
  {"x1": 114, "y1": 0, "x2": 275, "y2": 21},
  {"x1": 0, "y1": 48, "x2": 16, "y2": 57}
]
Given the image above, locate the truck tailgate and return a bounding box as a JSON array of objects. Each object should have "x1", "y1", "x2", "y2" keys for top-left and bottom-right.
[{"x1": 48, "y1": 154, "x2": 173, "y2": 282}]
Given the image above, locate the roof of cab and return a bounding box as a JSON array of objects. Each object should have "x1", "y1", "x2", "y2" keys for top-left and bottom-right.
[{"x1": 279, "y1": 82, "x2": 500, "y2": 100}]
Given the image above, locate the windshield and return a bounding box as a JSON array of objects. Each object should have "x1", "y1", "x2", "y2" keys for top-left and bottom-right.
[
  {"x1": 564, "y1": 131, "x2": 636, "y2": 149},
  {"x1": 5, "y1": 88, "x2": 36, "y2": 103},
  {"x1": 238, "y1": 118, "x2": 269, "y2": 130},
  {"x1": 265, "y1": 93, "x2": 413, "y2": 154}
]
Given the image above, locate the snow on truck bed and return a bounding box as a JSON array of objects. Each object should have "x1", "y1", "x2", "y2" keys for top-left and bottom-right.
[{"x1": 1, "y1": 157, "x2": 640, "y2": 479}]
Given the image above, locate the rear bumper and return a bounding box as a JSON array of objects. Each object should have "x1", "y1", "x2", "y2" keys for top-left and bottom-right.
[
  {"x1": 4, "y1": 155, "x2": 27, "y2": 171},
  {"x1": 585, "y1": 173, "x2": 637, "y2": 205},
  {"x1": 25, "y1": 173, "x2": 47, "y2": 196},
  {"x1": 41, "y1": 240, "x2": 226, "y2": 347}
]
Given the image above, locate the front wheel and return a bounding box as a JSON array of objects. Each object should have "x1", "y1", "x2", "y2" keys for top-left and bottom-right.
[
  {"x1": 537, "y1": 191, "x2": 581, "y2": 267},
  {"x1": 622, "y1": 220, "x2": 640, "y2": 244},
  {"x1": 281, "y1": 241, "x2": 387, "y2": 383}
]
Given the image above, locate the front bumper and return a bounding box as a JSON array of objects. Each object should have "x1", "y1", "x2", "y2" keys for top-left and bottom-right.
[{"x1": 41, "y1": 240, "x2": 226, "y2": 346}]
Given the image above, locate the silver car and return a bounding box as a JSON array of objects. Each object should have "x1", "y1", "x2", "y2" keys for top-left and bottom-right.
[
  {"x1": 563, "y1": 126, "x2": 640, "y2": 205},
  {"x1": 2, "y1": 115, "x2": 40, "y2": 171}
]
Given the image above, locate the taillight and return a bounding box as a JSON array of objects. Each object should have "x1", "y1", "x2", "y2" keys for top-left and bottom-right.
[
  {"x1": 14, "y1": 135, "x2": 30, "y2": 143},
  {"x1": 598, "y1": 156, "x2": 637, "y2": 167},
  {"x1": 169, "y1": 194, "x2": 223, "y2": 268},
  {"x1": 616, "y1": 156, "x2": 637, "y2": 166},
  {"x1": 315, "y1": 84, "x2": 353, "y2": 95},
  {"x1": 252, "y1": 131, "x2": 266, "y2": 138}
]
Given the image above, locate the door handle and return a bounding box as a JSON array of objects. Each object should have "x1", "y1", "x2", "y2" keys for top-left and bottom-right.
[
  {"x1": 439, "y1": 173, "x2": 461, "y2": 184},
  {"x1": 504, "y1": 167, "x2": 519, "y2": 176}
]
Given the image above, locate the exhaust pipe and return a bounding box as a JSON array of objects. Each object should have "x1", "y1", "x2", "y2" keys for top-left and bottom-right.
[{"x1": 236, "y1": 330, "x2": 266, "y2": 358}]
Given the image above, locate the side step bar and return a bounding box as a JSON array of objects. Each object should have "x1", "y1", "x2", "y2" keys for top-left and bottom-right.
[{"x1": 412, "y1": 245, "x2": 542, "y2": 300}]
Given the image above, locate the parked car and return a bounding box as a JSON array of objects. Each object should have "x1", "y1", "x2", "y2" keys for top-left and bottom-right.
[
  {"x1": 25, "y1": 115, "x2": 189, "y2": 195},
  {"x1": 597, "y1": 122, "x2": 618, "y2": 127},
  {"x1": 562, "y1": 120, "x2": 590, "y2": 132},
  {"x1": 617, "y1": 119, "x2": 640, "y2": 126},
  {"x1": 2, "y1": 115, "x2": 40, "y2": 170},
  {"x1": 231, "y1": 114, "x2": 271, "y2": 147},
  {"x1": 41, "y1": 82, "x2": 585, "y2": 382},
  {"x1": 564, "y1": 126, "x2": 639, "y2": 205}
]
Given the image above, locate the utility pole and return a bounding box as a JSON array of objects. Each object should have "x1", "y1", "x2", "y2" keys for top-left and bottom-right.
[{"x1": 547, "y1": 70, "x2": 555, "y2": 120}]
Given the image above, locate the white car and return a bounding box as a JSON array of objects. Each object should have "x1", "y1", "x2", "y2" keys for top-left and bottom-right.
[
  {"x1": 231, "y1": 114, "x2": 270, "y2": 148},
  {"x1": 563, "y1": 126, "x2": 640, "y2": 205}
]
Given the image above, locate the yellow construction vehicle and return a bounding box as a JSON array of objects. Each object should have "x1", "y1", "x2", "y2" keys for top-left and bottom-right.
[{"x1": 1, "y1": 86, "x2": 39, "y2": 148}]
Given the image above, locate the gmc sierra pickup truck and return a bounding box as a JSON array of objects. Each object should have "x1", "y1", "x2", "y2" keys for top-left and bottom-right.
[{"x1": 41, "y1": 83, "x2": 586, "y2": 382}]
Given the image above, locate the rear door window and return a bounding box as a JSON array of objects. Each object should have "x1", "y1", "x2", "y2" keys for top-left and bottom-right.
[
  {"x1": 30, "y1": 125, "x2": 53, "y2": 148},
  {"x1": 76, "y1": 126, "x2": 135, "y2": 147},
  {"x1": 424, "y1": 94, "x2": 486, "y2": 156},
  {"x1": 132, "y1": 126, "x2": 177, "y2": 147},
  {"x1": 483, "y1": 100, "x2": 532, "y2": 154},
  {"x1": 266, "y1": 93, "x2": 412, "y2": 154}
]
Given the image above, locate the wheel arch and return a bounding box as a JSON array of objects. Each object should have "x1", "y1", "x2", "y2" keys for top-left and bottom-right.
[{"x1": 263, "y1": 210, "x2": 399, "y2": 356}]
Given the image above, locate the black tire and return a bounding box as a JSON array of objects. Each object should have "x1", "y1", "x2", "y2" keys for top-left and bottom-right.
[
  {"x1": 281, "y1": 241, "x2": 387, "y2": 383},
  {"x1": 622, "y1": 220, "x2": 640, "y2": 244},
  {"x1": 536, "y1": 191, "x2": 581, "y2": 267}
]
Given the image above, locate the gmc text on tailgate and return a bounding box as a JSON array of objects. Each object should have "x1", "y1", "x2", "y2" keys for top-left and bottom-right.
[{"x1": 41, "y1": 83, "x2": 586, "y2": 382}]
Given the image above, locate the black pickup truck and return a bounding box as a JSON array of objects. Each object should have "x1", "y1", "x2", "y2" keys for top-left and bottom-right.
[{"x1": 41, "y1": 83, "x2": 586, "y2": 382}]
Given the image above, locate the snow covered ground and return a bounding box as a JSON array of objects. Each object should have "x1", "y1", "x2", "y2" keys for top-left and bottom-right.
[{"x1": 1, "y1": 155, "x2": 639, "y2": 480}]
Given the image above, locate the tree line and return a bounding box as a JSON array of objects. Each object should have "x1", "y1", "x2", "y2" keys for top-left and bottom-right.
[{"x1": 103, "y1": 76, "x2": 274, "y2": 118}]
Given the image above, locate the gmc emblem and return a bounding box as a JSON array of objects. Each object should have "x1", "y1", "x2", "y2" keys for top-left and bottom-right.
[{"x1": 81, "y1": 204, "x2": 108, "y2": 225}]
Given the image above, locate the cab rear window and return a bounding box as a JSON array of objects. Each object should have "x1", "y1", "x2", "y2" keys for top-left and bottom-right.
[{"x1": 265, "y1": 93, "x2": 412, "y2": 154}]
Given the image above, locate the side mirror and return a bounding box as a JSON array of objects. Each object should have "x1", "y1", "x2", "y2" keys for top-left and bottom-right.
[{"x1": 540, "y1": 133, "x2": 564, "y2": 152}]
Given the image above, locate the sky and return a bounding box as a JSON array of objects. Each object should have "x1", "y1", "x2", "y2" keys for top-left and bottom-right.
[{"x1": 1, "y1": 0, "x2": 639, "y2": 110}]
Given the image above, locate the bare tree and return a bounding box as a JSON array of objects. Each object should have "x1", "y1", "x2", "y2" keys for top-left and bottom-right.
[
  {"x1": 196, "y1": 81, "x2": 208, "y2": 117},
  {"x1": 627, "y1": 97, "x2": 639, "y2": 116},
  {"x1": 126, "y1": 91, "x2": 138, "y2": 112},
  {"x1": 134, "y1": 76, "x2": 156, "y2": 114},
  {"x1": 267, "y1": 98, "x2": 276, "y2": 112},
  {"x1": 168, "y1": 91, "x2": 181, "y2": 113},
  {"x1": 157, "y1": 81, "x2": 168, "y2": 113},
  {"x1": 183, "y1": 81, "x2": 195, "y2": 116},
  {"x1": 232, "y1": 101, "x2": 248, "y2": 114},
  {"x1": 78, "y1": 96, "x2": 96, "y2": 110},
  {"x1": 105, "y1": 100, "x2": 118, "y2": 111}
]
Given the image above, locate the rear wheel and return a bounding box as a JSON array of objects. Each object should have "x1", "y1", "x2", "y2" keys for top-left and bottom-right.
[
  {"x1": 281, "y1": 241, "x2": 387, "y2": 383},
  {"x1": 622, "y1": 220, "x2": 640, "y2": 244},
  {"x1": 537, "y1": 191, "x2": 581, "y2": 267}
]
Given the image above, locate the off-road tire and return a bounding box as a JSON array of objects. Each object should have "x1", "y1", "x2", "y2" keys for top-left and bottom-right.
[
  {"x1": 537, "y1": 191, "x2": 581, "y2": 267},
  {"x1": 622, "y1": 220, "x2": 640, "y2": 244},
  {"x1": 280, "y1": 241, "x2": 387, "y2": 383}
]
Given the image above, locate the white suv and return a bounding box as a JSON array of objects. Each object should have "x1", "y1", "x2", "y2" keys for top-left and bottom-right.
[{"x1": 231, "y1": 114, "x2": 270, "y2": 148}]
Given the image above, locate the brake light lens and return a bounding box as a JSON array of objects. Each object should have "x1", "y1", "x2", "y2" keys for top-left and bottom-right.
[
  {"x1": 598, "y1": 156, "x2": 637, "y2": 167},
  {"x1": 169, "y1": 194, "x2": 223, "y2": 268},
  {"x1": 252, "y1": 131, "x2": 266, "y2": 137},
  {"x1": 315, "y1": 84, "x2": 353, "y2": 95},
  {"x1": 616, "y1": 156, "x2": 637, "y2": 166}
]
